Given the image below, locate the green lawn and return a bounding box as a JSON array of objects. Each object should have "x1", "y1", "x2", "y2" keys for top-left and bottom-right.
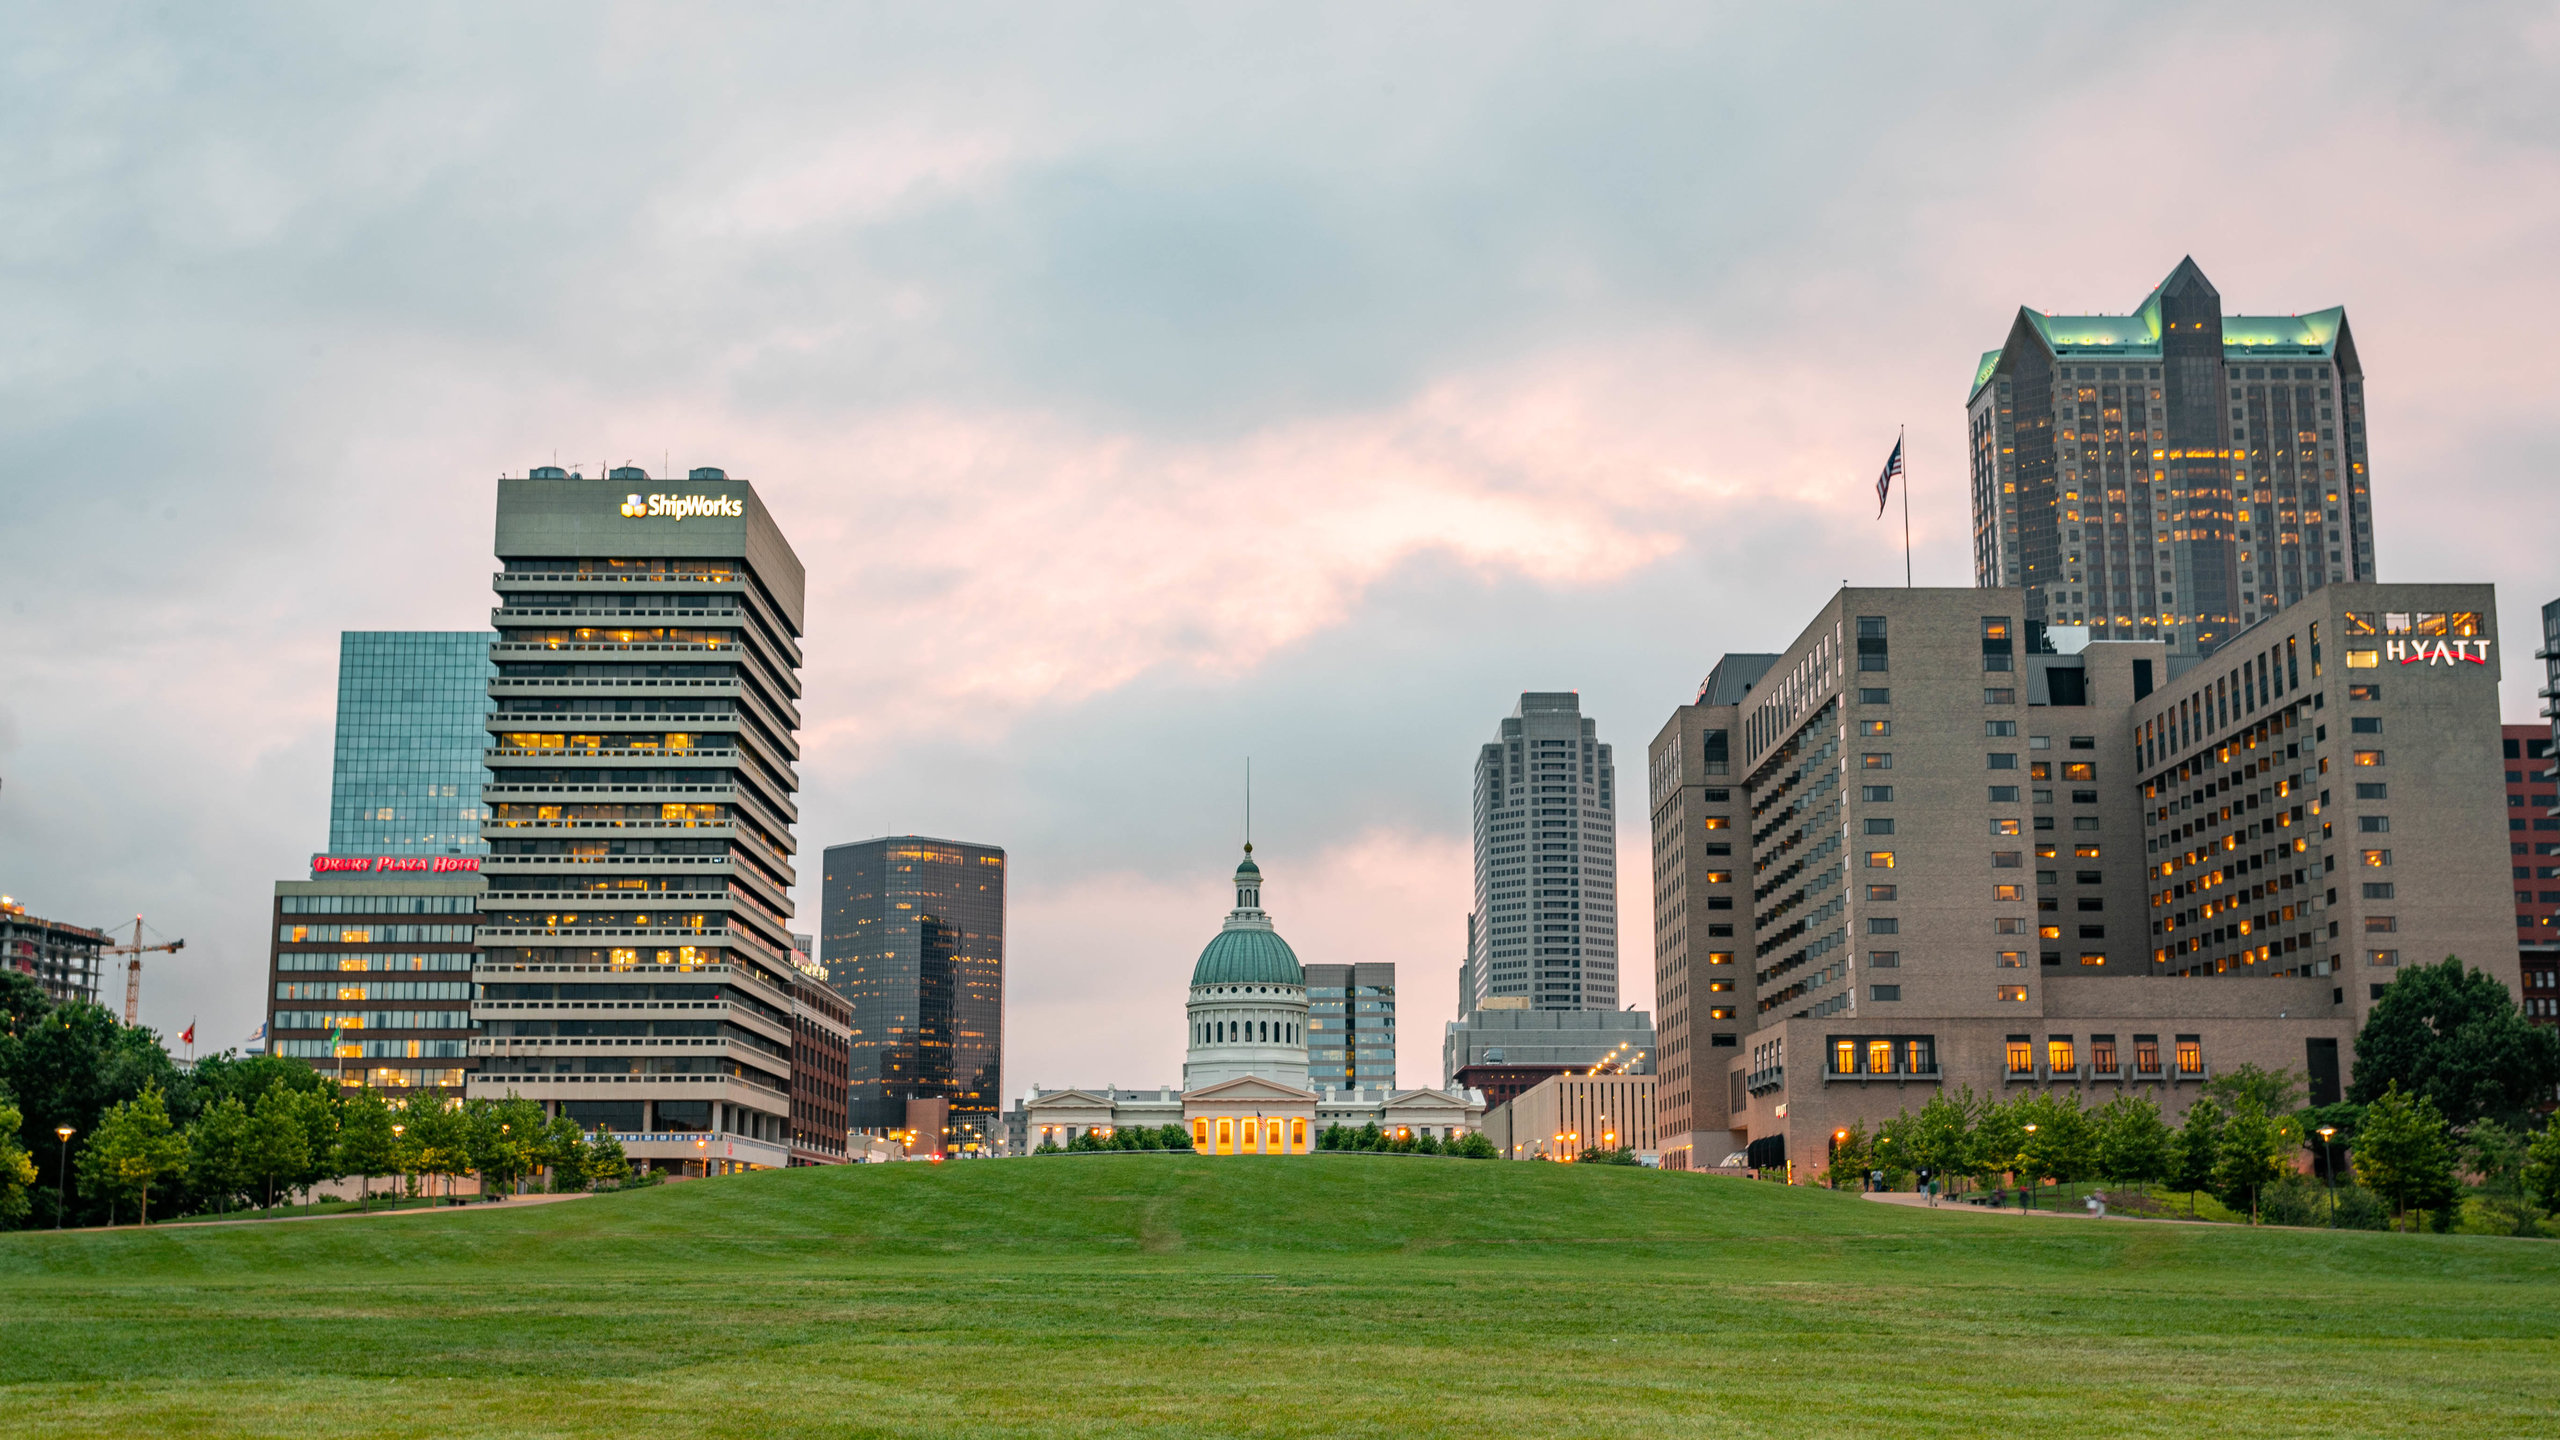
[{"x1": 3, "y1": 1155, "x2": 2554, "y2": 1438}]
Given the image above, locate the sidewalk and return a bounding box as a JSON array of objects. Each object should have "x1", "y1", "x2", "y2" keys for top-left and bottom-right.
[
  {"x1": 1859, "y1": 1189, "x2": 2186, "y2": 1223},
  {"x1": 50, "y1": 1190, "x2": 596, "y2": 1235}
]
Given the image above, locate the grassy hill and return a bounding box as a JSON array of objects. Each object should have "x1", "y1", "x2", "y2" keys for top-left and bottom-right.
[{"x1": 3, "y1": 1155, "x2": 2555, "y2": 1438}]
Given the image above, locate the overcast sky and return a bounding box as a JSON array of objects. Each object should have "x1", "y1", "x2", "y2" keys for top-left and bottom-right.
[{"x1": 5, "y1": 4, "x2": 2556, "y2": 1093}]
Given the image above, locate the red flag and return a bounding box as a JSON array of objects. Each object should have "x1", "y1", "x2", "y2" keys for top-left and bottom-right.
[{"x1": 181, "y1": 1021, "x2": 195, "y2": 1045}]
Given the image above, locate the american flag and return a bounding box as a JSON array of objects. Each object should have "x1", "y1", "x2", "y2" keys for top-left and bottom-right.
[{"x1": 1875, "y1": 436, "x2": 1904, "y2": 518}]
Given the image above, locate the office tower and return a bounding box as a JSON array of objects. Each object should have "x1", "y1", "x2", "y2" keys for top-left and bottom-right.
[
  {"x1": 466, "y1": 465, "x2": 806, "y2": 1176},
  {"x1": 1304, "y1": 962, "x2": 1395, "y2": 1091},
  {"x1": 0, "y1": 899, "x2": 109, "y2": 1007},
  {"x1": 789, "y1": 972, "x2": 851, "y2": 1164},
  {"x1": 1643, "y1": 652, "x2": 1773, "y2": 1164},
  {"x1": 265, "y1": 869, "x2": 480, "y2": 1093},
  {"x1": 2511, "y1": 721, "x2": 2560, "y2": 1029},
  {"x1": 1467, "y1": 692, "x2": 1617, "y2": 1011},
  {"x1": 328, "y1": 632, "x2": 497, "y2": 856},
  {"x1": 1969, "y1": 257, "x2": 2377, "y2": 657},
  {"x1": 821, "y1": 836, "x2": 1006, "y2": 1156},
  {"x1": 1653, "y1": 583, "x2": 2516, "y2": 1174}
]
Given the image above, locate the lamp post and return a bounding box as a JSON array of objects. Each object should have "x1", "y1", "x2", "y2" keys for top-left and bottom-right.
[
  {"x1": 392, "y1": 1123, "x2": 406, "y2": 1203},
  {"x1": 2021, "y1": 1123, "x2": 2039, "y2": 1210},
  {"x1": 53, "y1": 1126, "x2": 73, "y2": 1229},
  {"x1": 2315, "y1": 1125, "x2": 2341, "y2": 1225},
  {"x1": 695, "y1": 1135, "x2": 709, "y2": 1177}
]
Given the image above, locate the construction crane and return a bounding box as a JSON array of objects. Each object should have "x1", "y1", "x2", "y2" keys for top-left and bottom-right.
[{"x1": 101, "y1": 915, "x2": 184, "y2": 1027}]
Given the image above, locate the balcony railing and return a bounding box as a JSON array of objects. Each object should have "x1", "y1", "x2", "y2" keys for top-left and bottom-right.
[
  {"x1": 1824, "y1": 1064, "x2": 1943, "y2": 1084},
  {"x1": 1745, "y1": 1065, "x2": 1783, "y2": 1094}
]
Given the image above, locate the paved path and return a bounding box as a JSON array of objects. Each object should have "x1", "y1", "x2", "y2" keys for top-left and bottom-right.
[
  {"x1": 1859, "y1": 1189, "x2": 2196, "y2": 1223},
  {"x1": 49, "y1": 1191, "x2": 596, "y2": 1235}
]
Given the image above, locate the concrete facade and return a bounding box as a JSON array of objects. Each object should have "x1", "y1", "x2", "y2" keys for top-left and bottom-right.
[
  {"x1": 1464, "y1": 692, "x2": 1619, "y2": 1011},
  {"x1": 1441, "y1": 1002, "x2": 1653, "y2": 1108},
  {"x1": 1651, "y1": 583, "x2": 2521, "y2": 1173},
  {"x1": 1484, "y1": 1071, "x2": 1659, "y2": 1162},
  {"x1": 265, "y1": 874, "x2": 483, "y2": 1095}
]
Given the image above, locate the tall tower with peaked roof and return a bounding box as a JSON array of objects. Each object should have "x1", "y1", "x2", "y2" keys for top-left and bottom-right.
[{"x1": 1968, "y1": 257, "x2": 2377, "y2": 658}]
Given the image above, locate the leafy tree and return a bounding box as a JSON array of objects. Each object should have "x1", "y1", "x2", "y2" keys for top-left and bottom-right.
[
  {"x1": 0, "y1": 1095, "x2": 36, "y2": 1225},
  {"x1": 1356, "y1": 1122, "x2": 1384, "y2": 1152},
  {"x1": 405, "y1": 1096, "x2": 471, "y2": 1198},
  {"x1": 2171, "y1": 1098, "x2": 2224, "y2": 1216},
  {"x1": 1898, "y1": 1088, "x2": 1977, "y2": 1192},
  {"x1": 187, "y1": 1051, "x2": 332, "y2": 1113},
  {"x1": 0, "y1": 990, "x2": 184, "y2": 1224},
  {"x1": 2349, "y1": 956, "x2": 2560, "y2": 1127},
  {"x1": 2094, "y1": 1093, "x2": 2173, "y2": 1185},
  {"x1": 76, "y1": 1085, "x2": 189, "y2": 1225},
  {"x1": 336, "y1": 1088, "x2": 400, "y2": 1210},
  {"x1": 470, "y1": 1096, "x2": 547, "y2": 1197},
  {"x1": 2461, "y1": 1118, "x2": 2541, "y2": 1236},
  {"x1": 2201, "y1": 1062, "x2": 2303, "y2": 1118},
  {"x1": 1448, "y1": 1130, "x2": 1498, "y2": 1160},
  {"x1": 2016, "y1": 1091, "x2": 2100, "y2": 1195},
  {"x1": 275, "y1": 1086, "x2": 341, "y2": 1207},
  {"x1": 1823, "y1": 1122, "x2": 1873, "y2": 1189},
  {"x1": 2352, "y1": 1083, "x2": 2459, "y2": 1230},
  {"x1": 2212, "y1": 1099, "x2": 2290, "y2": 1222},
  {"x1": 1969, "y1": 1098, "x2": 2027, "y2": 1189},
  {"x1": 537, "y1": 1112, "x2": 591, "y2": 1192},
  {"x1": 1161, "y1": 1124, "x2": 1193, "y2": 1151},
  {"x1": 246, "y1": 1087, "x2": 314, "y2": 1211},
  {"x1": 583, "y1": 1127, "x2": 633, "y2": 1188},
  {"x1": 1317, "y1": 1124, "x2": 1343, "y2": 1151},
  {"x1": 2523, "y1": 1120, "x2": 2560, "y2": 1217},
  {"x1": 188, "y1": 1096, "x2": 257, "y2": 1213},
  {"x1": 1414, "y1": 1132, "x2": 1444, "y2": 1156}
]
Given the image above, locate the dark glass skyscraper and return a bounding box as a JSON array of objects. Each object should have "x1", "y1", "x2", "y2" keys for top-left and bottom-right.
[
  {"x1": 1969, "y1": 257, "x2": 2377, "y2": 657},
  {"x1": 821, "y1": 836, "x2": 1005, "y2": 1154},
  {"x1": 328, "y1": 631, "x2": 496, "y2": 855}
]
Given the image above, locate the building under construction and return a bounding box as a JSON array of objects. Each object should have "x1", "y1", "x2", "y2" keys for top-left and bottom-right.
[{"x1": 1, "y1": 898, "x2": 110, "y2": 1007}]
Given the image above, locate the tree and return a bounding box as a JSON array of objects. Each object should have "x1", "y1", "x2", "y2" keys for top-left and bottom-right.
[
  {"x1": 1969, "y1": 1098, "x2": 2027, "y2": 1190},
  {"x1": 1449, "y1": 1130, "x2": 1499, "y2": 1160},
  {"x1": 188, "y1": 1096, "x2": 257, "y2": 1213},
  {"x1": 336, "y1": 1088, "x2": 399, "y2": 1210},
  {"x1": 2352, "y1": 1083, "x2": 2459, "y2": 1230},
  {"x1": 0, "y1": 988, "x2": 185, "y2": 1225},
  {"x1": 2016, "y1": 1092, "x2": 2100, "y2": 1196},
  {"x1": 1823, "y1": 1122, "x2": 1873, "y2": 1188},
  {"x1": 0, "y1": 1096, "x2": 36, "y2": 1225},
  {"x1": 2202, "y1": 1063, "x2": 2303, "y2": 1118},
  {"x1": 1161, "y1": 1124, "x2": 1193, "y2": 1152},
  {"x1": 405, "y1": 1096, "x2": 471, "y2": 1199},
  {"x1": 2523, "y1": 1120, "x2": 2560, "y2": 1218},
  {"x1": 273, "y1": 1086, "x2": 340, "y2": 1208},
  {"x1": 469, "y1": 1096, "x2": 547, "y2": 1197},
  {"x1": 583, "y1": 1128, "x2": 633, "y2": 1188},
  {"x1": 2212, "y1": 1100, "x2": 2290, "y2": 1222},
  {"x1": 537, "y1": 1112, "x2": 591, "y2": 1192},
  {"x1": 2349, "y1": 956, "x2": 2560, "y2": 1127},
  {"x1": 1899, "y1": 1089, "x2": 1977, "y2": 1193},
  {"x1": 2172, "y1": 1099, "x2": 2224, "y2": 1216},
  {"x1": 76, "y1": 1085, "x2": 189, "y2": 1225},
  {"x1": 246, "y1": 1087, "x2": 313, "y2": 1211},
  {"x1": 2094, "y1": 1093, "x2": 2173, "y2": 1186},
  {"x1": 2462, "y1": 1118, "x2": 2540, "y2": 1236}
]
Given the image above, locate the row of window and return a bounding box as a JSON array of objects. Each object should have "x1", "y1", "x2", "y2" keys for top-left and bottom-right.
[
  {"x1": 275, "y1": 952, "x2": 476, "y2": 972},
  {"x1": 274, "y1": 981, "x2": 473, "y2": 1001},
  {"x1": 2006, "y1": 1034, "x2": 2200, "y2": 1076},
  {"x1": 279, "y1": 925, "x2": 475, "y2": 944},
  {"x1": 279, "y1": 895, "x2": 479, "y2": 916}
]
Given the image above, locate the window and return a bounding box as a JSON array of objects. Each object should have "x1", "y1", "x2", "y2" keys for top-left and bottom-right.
[
  {"x1": 1998, "y1": 951, "x2": 2025, "y2": 968},
  {"x1": 1989, "y1": 753, "x2": 2018, "y2": 770},
  {"x1": 2362, "y1": 849, "x2": 2392, "y2": 867},
  {"x1": 2369, "y1": 950, "x2": 2399, "y2": 967},
  {"x1": 2063, "y1": 763, "x2": 2095, "y2": 782},
  {"x1": 2355, "y1": 783, "x2": 2387, "y2": 799},
  {"x1": 2362, "y1": 882, "x2": 2395, "y2": 900},
  {"x1": 1861, "y1": 719, "x2": 1892, "y2": 736},
  {"x1": 2040, "y1": 924, "x2": 2062, "y2": 940},
  {"x1": 2359, "y1": 816, "x2": 2391, "y2": 833},
  {"x1": 1702, "y1": 788, "x2": 1730, "y2": 801},
  {"x1": 2349, "y1": 684, "x2": 2381, "y2": 700},
  {"x1": 1989, "y1": 785, "x2": 2019, "y2": 802},
  {"x1": 1991, "y1": 818, "x2": 2021, "y2": 836},
  {"x1": 2349, "y1": 716, "x2": 2382, "y2": 734},
  {"x1": 2175, "y1": 1036, "x2": 2203, "y2": 1075},
  {"x1": 1994, "y1": 884, "x2": 2024, "y2": 901},
  {"x1": 2075, "y1": 845, "x2": 2101, "y2": 859},
  {"x1": 1859, "y1": 688, "x2": 1891, "y2": 704},
  {"x1": 2071, "y1": 789, "x2": 2098, "y2": 805},
  {"x1": 1993, "y1": 851, "x2": 2023, "y2": 868},
  {"x1": 2346, "y1": 649, "x2": 2379, "y2": 669},
  {"x1": 1985, "y1": 688, "x2": 2016, "y2": 705},
  {"x1": 1858, "y1": 617, "x2": 1889, "y2": 670},
  {"x1": 2030, "y1": 761, "x2": 2051, "y2": 780},
  {"x1": 2353, "y1": 751, "x2": 2384, "y2": 768},
  {"x1": 1868, "y1": 918, "x2": 1899, "y2": 935},
  {"x1": 1869, "y1": 984, "x2": 1901, "y2": 1002},
  {"x1": 1707, "y1": 951, "x2": 1734, "y2": 965},
  {"x1": 2048, "y1": 1038, "x2": 2076, "y2": 1072},
  {"x1": 2364, "y1": 916, "x2": 2398, "y2": 933},
  {"x1": 1867, "y1": 851, "x2": 1896, "y2": 869},
  {"x1": 2090, "y1": 1035, "x2": 2117, "y2": 1072},
  {"x1": 1703, "y1": 816, "x2": 1730, "y2": 830},
  {"x1": 2075, "y1": 870, "x2": 2101, "y2": 885},
  {"x1": 1865, "y1": 818, "x2": 1896, "y2": 835},
  {"x1": 1863, "y1": 754, "x2": 1892, "y2": 770},
  {"x1": 2133, "y1": 1035, "x2": 2161, "y2": 1075},
  {"x1": 2079, "y1": 952, "x2": 2106, "y2": 966},
  {"x1": 1833, "y1": 1040, "x2": 1858, "y2": 1074},
  {"x1": 2006, "y1": 1035, "x2": 2034, "y2": 1071},
  {"x1": 1997, "y1": 985, "x2": 2030, "y2": 1003},
  {"x1": 1708, "y1": 979, "x2": 1733, "y2": 992},
  {"x1": 1986, "y1": 720, "x2": 2017, "y2": 737},
  {"x1": 1862, "y1": 785, "x2": 1894, "y2": 802},
  {"x1": 2068, "y1": 737, "x2": 2096, "y2": 751},
  {"x1": 1868, "y1": 884, "x2": 1897, "y2": 900},
  {"x1": 1868, "y1": 950, "x2": 1900, "y2": 967},
  {"x1": 1994, "y1": 917, "x2": 2026, "y2": 934}
]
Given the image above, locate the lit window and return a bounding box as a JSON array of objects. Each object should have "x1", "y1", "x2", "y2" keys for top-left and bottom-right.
[
  {"x1": 1991, "y1": 818, "x2": 2021, "y2": 836},
  {"x1": 1997, "y1": 951, "x2": 2025, "y2": 968},
  {"x1": 2076, "y1": 845, "x2": 2101, "y2": 859},
  {"x1": 1997, "y1": 985, "x2": 2030, "y2": 1004},
  {"x1": 1702, "y1": 816, "x2": 1730, "y2": 830},
  {"x1": 1866, "y1": 851, "x2": 1896, "y2": 869},
  {"x1": 2079, "y1": 953, "x2": 2106, "y2": 966},
  {"x1": 1994, "y1": 884, "x2": 2025, "y2": 901},
  {"x1": 1833, "y1": 1040, "x2": 1857, "y2": 1074},
  {"x1": 2353, "y1": 751, "x2": 2384, "y2": 767},
  {"x1": 2048, "y1": 1038, "x2": 2076, "y2": 1072},
  {"x1": 1867, "y1": 1040, "x2": 1894, "y2": 1074},
  {"x1": 2005, "y1": 1036, "x2": 2034, "y2": 1071},
  {"x1": 2345, "y1": 649, "x2": 2379, "y2": 668},
  {"x1": 2175, "y1": 1037, "x2": 2202, "y2": 1074},
  {"x1": 2362, "y1": 850, "x2": 2392, "y2": 867}
]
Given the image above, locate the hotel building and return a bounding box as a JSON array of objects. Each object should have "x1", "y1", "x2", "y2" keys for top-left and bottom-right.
[
  {"x1": 1649, "y1": 583, "x2": 2520, "y2": 1173},
  {"x1": 466, "y1": 466, "x2": 807, "y2": 1176},
  {"x1": 1969, "y1": 258, "x2": 2377, "y2": 656}
]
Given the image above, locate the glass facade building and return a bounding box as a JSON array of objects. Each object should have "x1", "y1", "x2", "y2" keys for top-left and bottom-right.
[
  {"x1": 1304, "y1": 962, "x2": 1395, "y2": 1091},
  {"x1": 328, "y1": 631, "x2": 497, "y2": 855},
  {"x1": 821, "y1": 836, "x2": 1005, "y2": 1153}
]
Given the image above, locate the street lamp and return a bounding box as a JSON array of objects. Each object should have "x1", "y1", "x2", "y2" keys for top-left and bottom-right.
[
  {"x1": 2316, "y1": 1126, "x2": 2339, "y2": 1227},
  {"x1": 695, "y1": 1135, "x2": 709, "y2": 1177},
  {"x1": 53, "y1": 1126, "x2": 73, "y2": 1229},
  {"x1": 2020, "y1": 1123, "x2": 2038, "y2": 1210}
]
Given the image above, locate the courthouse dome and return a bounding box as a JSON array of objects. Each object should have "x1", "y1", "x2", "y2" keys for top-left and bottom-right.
[{"x1": 1192, "y1": 927, "x2": 1304, "y2": 987}]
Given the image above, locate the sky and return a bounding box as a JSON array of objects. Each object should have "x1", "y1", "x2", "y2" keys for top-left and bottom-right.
[{"x1": 5, "y1": 3, "x2": 2557, "y2": 1095}]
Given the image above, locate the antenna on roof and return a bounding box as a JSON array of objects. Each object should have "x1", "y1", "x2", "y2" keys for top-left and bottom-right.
[{"x1": 1244, "y1": 758, "x2": 1252, "y2": 854}]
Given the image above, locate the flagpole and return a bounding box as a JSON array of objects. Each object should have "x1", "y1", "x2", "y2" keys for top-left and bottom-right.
[{"x1": 1900, "y1": 424, "x2": 1912, "y2": 587}]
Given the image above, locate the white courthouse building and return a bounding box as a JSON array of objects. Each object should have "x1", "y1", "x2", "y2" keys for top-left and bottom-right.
[{"x1": 1021, "y1": 848, "x2": 1485, "y2": 1155}]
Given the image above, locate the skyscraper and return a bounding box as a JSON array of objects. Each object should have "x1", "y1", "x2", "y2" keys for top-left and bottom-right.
[
  {"x1": 1969, "y1": 257, "x2": 2377, "y2": 657},
  {"x1": 1467, "y1": 692, "x2": 1617, "y2": 1012},
  {"x1": 465, "y1": 465, "x2": 807, "y2": 1174},
  {"x1": 1304, "y1": 961, "x2": 1395, "y2": 1091},
  {"x1": 821, "y1": 836, "x2": 1006, "y2": 1155},
  {"x1": 327, "y1": 631, "x2": 496, "y2": 855}
]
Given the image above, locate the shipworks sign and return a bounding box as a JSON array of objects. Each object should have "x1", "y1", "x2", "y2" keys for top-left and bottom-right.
[{"x1": 620, "y1": 493, "x2": 743, "y2": 522}]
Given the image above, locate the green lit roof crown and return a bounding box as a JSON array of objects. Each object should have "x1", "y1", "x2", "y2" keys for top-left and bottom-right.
[{"x1": 1191, "y1": 927, "x2": 1304, "y2": 987}]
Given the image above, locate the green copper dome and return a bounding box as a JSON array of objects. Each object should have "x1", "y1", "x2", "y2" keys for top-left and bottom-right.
[{"x1": 1191, "y1": 927, "x2": 1302, "y2": 987}]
